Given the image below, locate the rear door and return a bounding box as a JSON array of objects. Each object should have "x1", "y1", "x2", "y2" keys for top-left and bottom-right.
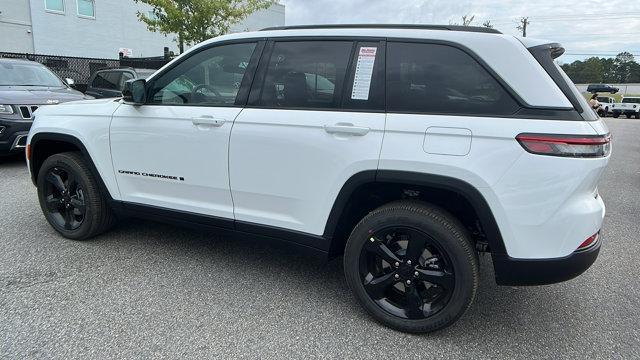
[{"x1": 229, "y1": 40, "x2": 386, "y2": 237}]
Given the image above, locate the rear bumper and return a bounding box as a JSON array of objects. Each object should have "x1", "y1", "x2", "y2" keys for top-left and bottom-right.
[{"x1": 492, "y1": 239, "x2": 601, "y2": 286}]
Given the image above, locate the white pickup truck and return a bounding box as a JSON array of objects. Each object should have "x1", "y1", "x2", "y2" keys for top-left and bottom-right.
[{"x1": 611, "y1": 97, "x2": 640, "y2": 119}]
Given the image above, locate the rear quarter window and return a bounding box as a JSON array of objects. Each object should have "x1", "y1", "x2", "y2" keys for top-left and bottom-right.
[{"x1": 386, "y1": 42, "x2": 520, "y2": 116}]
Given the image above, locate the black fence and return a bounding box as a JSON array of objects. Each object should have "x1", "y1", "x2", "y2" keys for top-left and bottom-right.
[{"x1": 0, "y1": 52, "x2": 171, "y2": 92}]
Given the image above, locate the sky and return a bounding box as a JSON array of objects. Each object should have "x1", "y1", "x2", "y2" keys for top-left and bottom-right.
[{"x1": 279, "y1": 0, "x2": 640, "y2": 64}]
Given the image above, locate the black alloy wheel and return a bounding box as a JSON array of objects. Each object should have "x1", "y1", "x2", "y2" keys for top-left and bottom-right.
[
  {"x1": 360, "y1": 226, "x2": 454, "y2": 319},
  {"x1": 344, "y1": 201, "x2": 479, "y2": 333},
  {"x1": 37, "y1": 152, "x2": 115, "y2": 240},
  {"x1": 43, "y1": 166, "x2": 87, "y2": 231}
]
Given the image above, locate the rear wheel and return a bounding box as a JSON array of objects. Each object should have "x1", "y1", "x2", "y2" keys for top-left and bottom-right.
[
  {"x1": 626, "y1": 114, "x2": 632, "y2": 119},
  {"x1": 635, "y1": 112, "x2": 640, "y2": 119},
  {"x1": 37, "y1": 152, "x2": 115, "y2": 240},
  {"x1": 344, "y1": 201, "x2": 479, "y2": 333},
  {"x1": 613, "y1": 112, "x2": 620, "y2": 118}
]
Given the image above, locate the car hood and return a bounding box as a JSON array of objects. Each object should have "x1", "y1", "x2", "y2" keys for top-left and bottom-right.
[{"x1": 0, "y1": 86, "x2": 89, "y2": 105}]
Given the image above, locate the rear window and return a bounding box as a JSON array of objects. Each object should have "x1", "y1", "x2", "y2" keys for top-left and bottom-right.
[
  {"x1": 622, "y1": 98, "x2": 640, "y2": 103},
  {"x1": 92, "y1": 71, "x2": 120, "y2": 90}
]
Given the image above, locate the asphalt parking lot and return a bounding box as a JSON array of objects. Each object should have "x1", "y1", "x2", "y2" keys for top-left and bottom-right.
[{"x1": 1, "y1": 119, "x2": 638, "y2": 359}]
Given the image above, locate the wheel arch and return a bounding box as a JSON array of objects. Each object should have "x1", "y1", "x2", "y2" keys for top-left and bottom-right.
[
  {"x1": 323, "y1": 170, "x2": 507, "y2": 257},
  {"x1": 29, "y1": 132, "x2": 114, "y2": 202}
]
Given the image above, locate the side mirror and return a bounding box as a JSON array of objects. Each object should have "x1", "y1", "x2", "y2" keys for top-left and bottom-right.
[
  {"x1": 123, "y1": 79, "x2": 146, "y2": 104},
  {"x1": 65, "y1": 78, "x2": 76, "y2": 88}
]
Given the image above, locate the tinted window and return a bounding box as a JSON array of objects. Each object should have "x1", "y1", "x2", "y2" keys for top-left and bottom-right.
[
  {"x1": 92, "y1": 71, "x2": 120, "y2": 90},
  {"x1": 622, "y1": 98, "x2": 640, "y2": 103},
  {"x1": 343, "y1": 42, "x2": 384, "y2": 111},
  {"x1": 119, "y1": 72, "x2": 134, "y2": 90},
  {"x1": 259, "y1": 41, "x2": 352, "y2": 109},
  {"x1": 148, "y1": 42, "x2": 256, "y2": 106},
  {"x1": 387, "y1": 42, "x2": 520, "y2": 115}
]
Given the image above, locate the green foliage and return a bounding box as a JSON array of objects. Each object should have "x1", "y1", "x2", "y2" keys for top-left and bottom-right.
[
  {"x1": 561, "y1": 52, "x2": 640, "y2": 83},
  {"x1": 134, "y1": 0, "x2": 275, "y2": 52}
]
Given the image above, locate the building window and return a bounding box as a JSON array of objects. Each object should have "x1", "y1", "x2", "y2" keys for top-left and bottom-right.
[
  {"x1": 45, "y1": 0, "x2": 65, "y2": 13},
  {"x1": 77, "y1": 0, "x2": 95, "y2": 18}
]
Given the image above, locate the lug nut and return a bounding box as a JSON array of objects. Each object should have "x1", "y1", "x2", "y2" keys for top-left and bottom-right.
[
  {"x1": 369, "y1": 237, "x2": 375, "y2": 242},
  {"x1": 394, "y1": 262, "x2": 400, "y2": 267},
  {"x1": 414, "y1": 271, "x2": 419, "y2": 277},
  {"x1": 407, "y1": 260, "x2": 412, "y2": 265},
  {"x1": 406, "y1": 280, "x2": 412, "y2": 285},
  {"x1": 394, "y1": 274, "x2": 400, "y2": 279}
]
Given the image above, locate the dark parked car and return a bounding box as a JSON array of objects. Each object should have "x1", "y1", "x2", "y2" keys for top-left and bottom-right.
[
  {"x1": 0, "y1": 58, "x2": 90, "y2": 156},
  {"x1": 85, "y1": 68, "x2": 155, "y2": 98},
  {"x1": 587, "y1": 84, "x2": 619, "y2": 94}
]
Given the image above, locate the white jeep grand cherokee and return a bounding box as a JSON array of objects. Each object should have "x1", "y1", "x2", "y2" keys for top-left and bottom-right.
[{"x1": 26, "y1": 25, "x2": 610, "y2": 333}]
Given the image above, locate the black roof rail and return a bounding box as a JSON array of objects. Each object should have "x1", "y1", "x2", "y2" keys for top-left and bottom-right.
[{"x1": 260, "y1": 24, "x2": 502, "y2": 34}]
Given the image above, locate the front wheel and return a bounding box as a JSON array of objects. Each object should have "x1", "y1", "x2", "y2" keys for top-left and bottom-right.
[
  {"x1": 635, "y1": 113, "x2": 640, "y2": 119},
  {"x1": 626, "y1": 114, "x2": 632, "y2": 119},
  {"x1": 37, "y1": 152, "x2": 115, "y2": 240},
  {"x1": 344, "y1": 201, "x2": 479, "y2": 333},
  {"x1": 613, "y1": 112, "x2": 620, "y2": 118}
]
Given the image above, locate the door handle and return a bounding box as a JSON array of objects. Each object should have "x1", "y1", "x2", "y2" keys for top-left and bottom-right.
[
  {"x1": 323, "y1": 123, "x2": 370, "y2": 136},
  {"x1": 192, "y1": 116, "x2": 225, "y2": 127}
]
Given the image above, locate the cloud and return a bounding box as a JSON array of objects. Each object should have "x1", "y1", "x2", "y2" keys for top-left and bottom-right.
[{"x1": 281, "y1": 0, "x2": 640, "y2": 63}]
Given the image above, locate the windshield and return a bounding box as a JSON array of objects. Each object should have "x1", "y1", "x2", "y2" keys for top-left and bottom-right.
[
  {"x1": 0, "y1": 62, "x2": 65, "y2": 87},
  {"x1": 136, "y1": 70, "x2": 156, "y2": 79},
  {"x1": 622, "y1": 98, "x2": 640, "y2": 104}
]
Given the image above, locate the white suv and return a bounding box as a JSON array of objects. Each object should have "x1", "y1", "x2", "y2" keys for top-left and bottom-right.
[{"x1": 26, "y1": 25, "x2": 610, "y2": 333}]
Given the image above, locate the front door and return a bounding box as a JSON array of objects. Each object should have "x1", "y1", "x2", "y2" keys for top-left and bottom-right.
[{"x1": 110, "y1": 42, "x2": 259, "y2": 220}]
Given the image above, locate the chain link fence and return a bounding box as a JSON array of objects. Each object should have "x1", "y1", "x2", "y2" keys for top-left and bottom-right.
[{"x1": 0, "y1": 52, "x2": 171, "y2": 92}]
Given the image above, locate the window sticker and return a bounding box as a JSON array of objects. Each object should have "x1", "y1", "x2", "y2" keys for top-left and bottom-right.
[{"x1": 351, "y1": 47, "x2": 377, "y2": 100}]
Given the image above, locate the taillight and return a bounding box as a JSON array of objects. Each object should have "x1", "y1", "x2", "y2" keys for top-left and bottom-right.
[
  {"x1": 577, "y1": 232, "x2": 599, "y2": 251},
  {"x1": 516, "y1": 133, "x2": 611, "y2": 158}
]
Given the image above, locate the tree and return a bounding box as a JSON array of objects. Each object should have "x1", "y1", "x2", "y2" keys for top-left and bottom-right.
[
  {"x1": 560, "y1": 53, "x2": 640, "y2": 84},
  {"x1": 482, "y1": 20, "x2": 494, "y2": 29},
  {"x1": 134, "y1": 0, "x2": 275, "y2": 53}
]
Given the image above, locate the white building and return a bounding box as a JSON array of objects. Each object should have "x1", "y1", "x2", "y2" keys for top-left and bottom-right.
[{"x1": 0, "y1": 0, "x2": 285, "y2": 58}]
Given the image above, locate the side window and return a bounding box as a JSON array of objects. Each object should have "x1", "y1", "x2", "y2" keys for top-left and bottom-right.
[
  {"x1": 148, "y1": 42, "x2": 256, "y2": 106},
  {"x1": 119, "y1": 72, "x2": 134, "y2": 90},
  {"x1": 343, "y1": 41, "x2": 384, "y2": 111},
  {"x1": 386, "y1": 42, "x2": 520, "y2": 115},
  {"x1": 45, "y1": 0, "x2": 64, "y2": 13},
  {"x1": 258, "y1": 41, "x2": 352, "y2": 109},
  {"x1": 92, "y1": 71, "x2": 119, "y2": 90}
]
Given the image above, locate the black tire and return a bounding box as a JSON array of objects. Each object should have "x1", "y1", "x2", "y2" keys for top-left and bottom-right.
[
  {"x1": 626, "y1": 114, "x2": 632, "y2": 119},
  {"x1": 635, "y1": 113, "x2": 640, "y2": 119},
  {"x1": 603, "y1": 107, "x2": 608, "y2": 117},
  {"x1": 37, "y1": 152, "x2": 115, "y2": 240},
  {"x1": 344, "y1": 200, "x2": 479, "y2": 333},
  {"x1": 613, "y1": 112, "x2": 620, "y2": 118}
]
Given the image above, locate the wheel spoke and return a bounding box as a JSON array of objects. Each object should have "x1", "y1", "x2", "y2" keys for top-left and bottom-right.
[
  {"x1": 364, "y1": 272, "x2": 398, "y2": 299},
  {"x1": 63, "y1": 209, "x2": 74, "y2": 230},
  {"x1": 364, "y1": 238, "x2": 401, "y2": 265},
  {"x1": 404, "y1": 285, "x2": 425, "y2": 319},
  {"x1": 404, "y1": 230, "x2": 427, "y2": 263},
  {"x1": 45, "y1": 195, "x2": 61, "y2": 212},
  {"x1": 70, "y1": 197, "x2": 86, "y2": 214},
  {"x1": 415, "y1": 268, "x2": 454, "y2": 289},
  {"x1": 45, "y1": 172, "x2": 66, "y2": 193}
]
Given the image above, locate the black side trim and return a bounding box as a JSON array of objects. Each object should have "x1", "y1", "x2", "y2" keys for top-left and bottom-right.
[
  {"x1": 260, "y1": 24, "x2": 502, "y2": 34},
  {"x1": 323, "y1": 170, "x2": 377, "y2": 240},
  {"x1": 492, "y1": 241, "x2": 600, "y2": 286},
  {"x1": 29, "y1": 133, "x2": 113, "y2": 201},
  {"x1": 374, "y1": 170, "x2": 507, "y2": 255},
  {"x1": 110, "y1": 201, "x2": 331, "y2": 256}
]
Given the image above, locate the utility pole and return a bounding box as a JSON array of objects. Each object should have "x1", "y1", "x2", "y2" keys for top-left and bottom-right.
[{"x1": 517, "y1": 17, "x2": 530, "y2": 37}]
